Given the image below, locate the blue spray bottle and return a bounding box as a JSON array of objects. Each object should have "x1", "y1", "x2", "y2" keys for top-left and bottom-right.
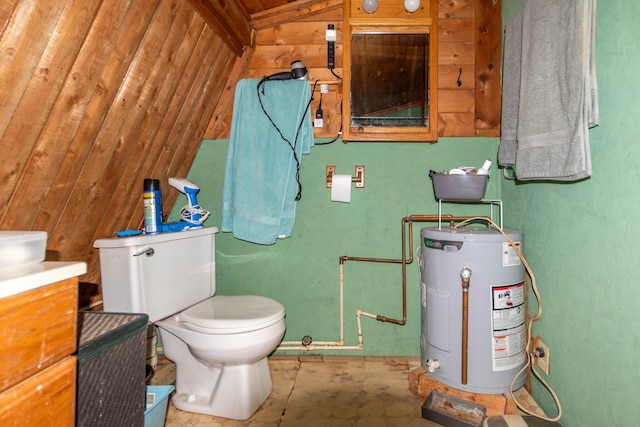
[{"x1": 143, "y1": 179, "x2": 163, "y2": 234}]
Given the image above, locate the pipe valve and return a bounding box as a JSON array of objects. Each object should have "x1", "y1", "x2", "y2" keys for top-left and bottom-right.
[{"x1": 425, "y1": 358, "x2": 441, "y2": 373}]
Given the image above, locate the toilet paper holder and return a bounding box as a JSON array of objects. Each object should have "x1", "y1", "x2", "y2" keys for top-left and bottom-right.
[{"x1": 326, "y1": 165, "x2": 365, "y2": 188}]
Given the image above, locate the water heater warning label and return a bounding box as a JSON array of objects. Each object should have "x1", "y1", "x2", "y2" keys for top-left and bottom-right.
[
  {"x1": 503, "y1": 242, "x2": 522, "y2": 267},
  {"x1": 491, "y1": 282, "x2": 526, "y2": 371}
]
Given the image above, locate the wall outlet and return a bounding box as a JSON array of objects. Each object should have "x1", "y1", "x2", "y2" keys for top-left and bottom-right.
[{"x1": 533, "y1": 335, "x2": 550, "y2": 375}]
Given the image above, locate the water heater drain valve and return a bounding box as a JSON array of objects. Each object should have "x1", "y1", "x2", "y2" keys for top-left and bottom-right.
[{"x1": 425, "y1": 358, "x2": 441, "y2": 373}]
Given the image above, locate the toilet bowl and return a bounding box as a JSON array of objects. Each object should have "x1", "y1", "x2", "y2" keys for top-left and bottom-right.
[
  {"x1": 93, "y1": 227, "x2": 286, "y2": 420},
  {"x1": 156, "y1": 295, "x2": 285, "y2": 420}
]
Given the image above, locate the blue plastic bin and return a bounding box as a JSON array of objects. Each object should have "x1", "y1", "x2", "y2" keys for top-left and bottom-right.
[{"x1": 145, "y1": 385, "x2": 174, "y2": 427}]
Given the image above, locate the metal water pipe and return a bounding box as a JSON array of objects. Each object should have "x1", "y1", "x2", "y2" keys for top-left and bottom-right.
[
  {"x1": 460, "y1": 267, "x2": 472, "y2": 384},
  {"x1": 340, "y1": 215, "x2": 492, "y2": 326}
]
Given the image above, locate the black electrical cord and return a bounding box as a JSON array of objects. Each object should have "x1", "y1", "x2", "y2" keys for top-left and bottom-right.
[
  {"x1": 314, "y1": 69, "x2": 342, "y2": 145},
  {"x1": 256, "y1": 78, "x2": 315, "y2": 201},
  {"x1": 314, "y1": 95, "x2": 342, "y2": 145}
]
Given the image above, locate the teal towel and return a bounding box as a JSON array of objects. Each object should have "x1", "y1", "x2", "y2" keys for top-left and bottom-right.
[{"x1": 221, "y1": 78, "x2": 313, "y2": 244}]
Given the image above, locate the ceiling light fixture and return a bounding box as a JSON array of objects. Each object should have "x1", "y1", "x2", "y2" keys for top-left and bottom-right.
[
  {"x1": 362, "y1": 0, "x2": 378, "y2": 14},
  {"x1": 362, "y1": 0, "x2": 421, "y2": 14},
  {"x1": 404, "y1": 0, "x2": 420, "y2": 13}
]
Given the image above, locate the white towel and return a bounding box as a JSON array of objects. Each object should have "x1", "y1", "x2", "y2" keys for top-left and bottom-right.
[{"x1": 499, "y1": 0, "x2": 598, "y2": 181}]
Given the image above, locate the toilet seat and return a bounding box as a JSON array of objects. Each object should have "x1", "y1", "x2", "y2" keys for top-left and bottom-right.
[{"x1": 177, "y1": 295, "x2": 285, "y2": 334}]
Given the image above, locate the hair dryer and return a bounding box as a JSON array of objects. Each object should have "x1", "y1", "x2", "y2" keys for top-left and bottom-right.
[
  {"x1": 263, "y1": 60, "x2": 309, "y2": 81},
  {"x1": 149, "y1": 177, "x2": 210, "y2": 233}
]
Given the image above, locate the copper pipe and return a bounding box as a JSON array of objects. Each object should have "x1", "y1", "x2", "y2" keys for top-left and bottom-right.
[
  {"x1": 460, "y1": 268, "x2": 472, "y2": 385},
  {"x1": 461, "y1": 289, "x2": 469, "y2": 384},
  {"x1": 340, "y1": 215, "x2": 492, "y2": 326}
]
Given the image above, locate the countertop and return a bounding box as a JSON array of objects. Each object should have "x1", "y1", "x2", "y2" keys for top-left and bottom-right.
[{"x1": 0, "y1": 261, "x2": 87, "y2": 299}]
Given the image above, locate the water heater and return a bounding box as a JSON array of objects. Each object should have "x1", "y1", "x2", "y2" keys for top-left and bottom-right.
[{"x1": 420, "y1": 226, "x2": 527, "y2": 394}]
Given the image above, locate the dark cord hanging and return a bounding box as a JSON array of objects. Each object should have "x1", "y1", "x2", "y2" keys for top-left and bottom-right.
[{"x1": 256, "y1": 79, "x2": 316, "y2": 201}]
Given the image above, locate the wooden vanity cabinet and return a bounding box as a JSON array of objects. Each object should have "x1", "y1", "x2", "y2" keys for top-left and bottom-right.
[{"x1": 0, "y1": 277, "x2": 79, "y2": 427}]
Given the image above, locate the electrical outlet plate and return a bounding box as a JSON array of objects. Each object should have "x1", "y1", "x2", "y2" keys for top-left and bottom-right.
[{"x1": 533, "y1": 335, "x2": 550, "y2": 375}]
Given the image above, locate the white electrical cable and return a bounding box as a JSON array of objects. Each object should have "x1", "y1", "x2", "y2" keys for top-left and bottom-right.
[
  {"x1": 179, "y1": 205, "x2": 210, "y2": 224},
  {"x1": 453, "y1": 217, "x2": 563, "y2": 423}
]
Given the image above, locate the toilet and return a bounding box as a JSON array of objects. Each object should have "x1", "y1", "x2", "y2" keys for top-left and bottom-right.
[{"x1": 93, "y1": 226, "x2": 286, "y2": 420}]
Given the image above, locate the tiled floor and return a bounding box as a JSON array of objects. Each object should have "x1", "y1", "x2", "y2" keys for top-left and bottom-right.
[{"x1": 150, "y1": 355, "x2": 442, "y2": 426}]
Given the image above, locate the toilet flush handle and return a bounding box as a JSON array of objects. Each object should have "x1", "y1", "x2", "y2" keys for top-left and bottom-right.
[{"x1": 133, "y1": 247, "x2": 155, "y2": 257}]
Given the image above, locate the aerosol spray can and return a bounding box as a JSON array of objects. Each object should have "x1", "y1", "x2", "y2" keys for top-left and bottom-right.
[{"x1": 143, "y1": 179, "x2": 162, "y2": 234}]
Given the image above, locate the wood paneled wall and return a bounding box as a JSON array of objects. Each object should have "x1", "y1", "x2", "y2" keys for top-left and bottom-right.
[
  {"x1": 438, "y1": 0, "x2": 501, "y2": 137},
  {"x1": 214, "y1": 0, "x2": 501, "y2": 139},
  {"x1": 0, "y1": 0, "x2": 246, "y2": 306},
  {"x1": 241, "y1": 0, "x2": 345, "y2": 139}
]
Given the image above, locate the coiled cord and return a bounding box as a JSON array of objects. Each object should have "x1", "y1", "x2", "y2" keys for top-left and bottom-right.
[
  {"x1": 453, "y1": 217, "x2": 563, "y2": 423},
  {"x1": 179, "y1": 204, "x2": 210, "y2": 225}
]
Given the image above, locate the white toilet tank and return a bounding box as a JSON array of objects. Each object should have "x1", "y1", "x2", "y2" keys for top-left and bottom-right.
[{"x1": 94, "y1": 227, "x2": 218, "y2": 323}]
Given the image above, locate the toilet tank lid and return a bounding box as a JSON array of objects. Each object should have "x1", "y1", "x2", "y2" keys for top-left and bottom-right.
[
  {"x1": 94, "y1": 226, "x2": 218, "y2": 248},
  {"x1": 177, "y1": 295, "x2": 285, "y2": 334}
]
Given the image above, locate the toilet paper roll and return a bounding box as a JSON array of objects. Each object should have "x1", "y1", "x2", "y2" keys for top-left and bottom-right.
[{"x1": 331, "y1": 174, "x2": 352, "y2": 203}]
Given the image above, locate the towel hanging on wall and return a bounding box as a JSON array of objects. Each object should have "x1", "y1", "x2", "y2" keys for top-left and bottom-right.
[
  {"x1": 221, "y1": 79, "x2": 313, "y2": 245},
  {"x1": 498, "y1": 0, "x2": 598, "y2": 181}
]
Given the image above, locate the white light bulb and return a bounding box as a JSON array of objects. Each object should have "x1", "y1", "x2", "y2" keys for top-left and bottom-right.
[
  {"x1": 404, "y1": 0, "x2": 420, "y2": 13},
  {"x1": 362, "y1": 0, "x2": 378, "y2": 14}
]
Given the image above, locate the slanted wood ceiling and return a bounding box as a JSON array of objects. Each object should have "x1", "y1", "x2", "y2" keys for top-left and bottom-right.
[{"x1": 0, "y1": 0, "x2": 260, "y2": 306}]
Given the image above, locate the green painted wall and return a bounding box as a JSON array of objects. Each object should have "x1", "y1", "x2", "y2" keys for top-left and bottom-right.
[
  {"x1": 173, "y1": 138, "x2": 498, "y2": 356},
  {"x1": 500, "y1": 1, "x2": 638, "y2": 426}
]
